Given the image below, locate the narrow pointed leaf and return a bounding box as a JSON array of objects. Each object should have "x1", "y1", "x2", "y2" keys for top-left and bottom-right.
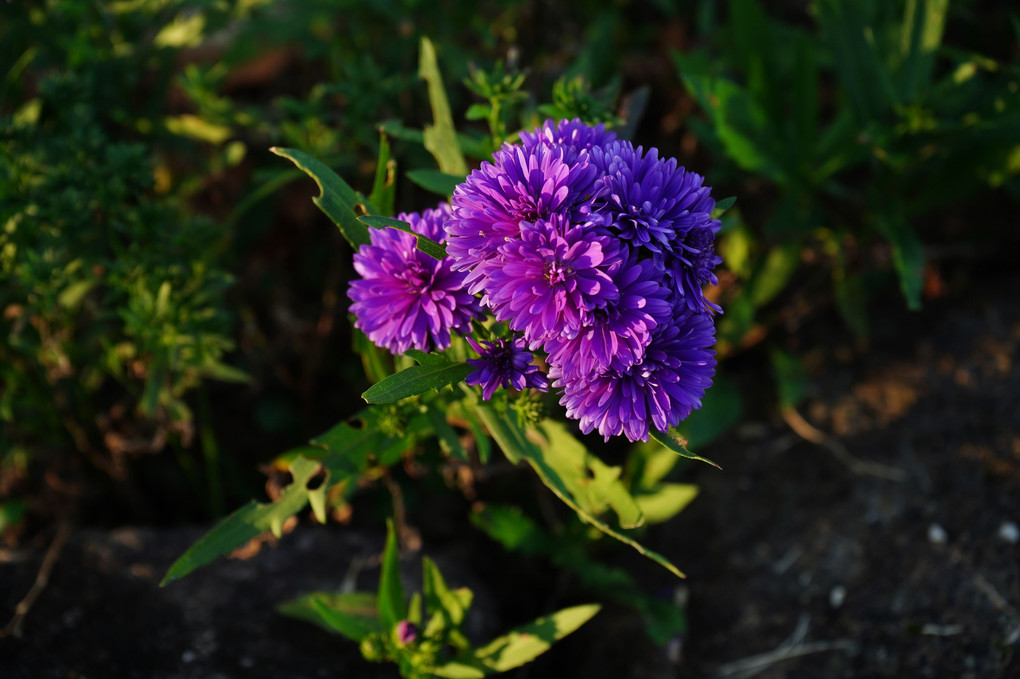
[
  {"x1": 277, "y1": 591, "x2": 381, "y2": 641},
  {"x1": 650, "y1": 427, "x2": 721, "y2": 469},
  {"x1": 358, "y1": 215, "x2": 448, "y2": 259},
  {"x1": 363, "y1": 363, "x2": 474, "y2": 404},
  {"x1": 378, "y1": 520, "x2": 406, "y2": 629},
  {"x1": 419, "y1": 37, "x2": 468, "y2": 175},
  {"x1": 406, "y1": 168, "x2": 466, "y2": 197}
]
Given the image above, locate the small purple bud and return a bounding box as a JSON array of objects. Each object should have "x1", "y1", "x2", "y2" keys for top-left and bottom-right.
[{"x1": 395, "y1": 620, "x2": 417, "y2": 645}]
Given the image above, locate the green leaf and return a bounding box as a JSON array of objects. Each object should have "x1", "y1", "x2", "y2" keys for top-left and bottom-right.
[
  {"x1": 834, "y1": 271, "x2": 869, "y2": 340},
  {"x1": 362, "y1": 363, "x2": 474, "y2": 404},
  {"x1": 368, "y1": 133, "x2": 396, "y2": 218},
  {"x1": 748, "y1": 242, "x2": 800, "y2": 308},
  {"x1": 876, "y1": 212, "x2": 924, "y2": 310},
  {"x1": 770, "y1": 347, "x2": 808, "y2": 410},
  {"x1": 535, "y1": 420, "x2": 644, "y2": 530},
  {"x1": 426, "y1": 406, "x2": 469, "y2": 462},
  {"x1": 522, "y1": 421, "x2": 681, "y2": 577},
  {"x1": 357, "y1": 215, "x2": 448, "y2": 259},
  {"x1": 161, "y1": 457, "x2": 322, "y2": 585},
  {"x1": 815, "y1": 0, "x2": 899, "y2": 124},
  {"x1": 422, "y1": 557, "x2": 473, "y2": 638},
  {"x1": 650, "y1": 427, "x2": 721, "y2": 469},
  {"x1": 378, "y1": 519, "x2": 406, "y2": 630},
  {"x1": 270, "y1": 147, "x2": 370, "y2": 248},
  {"x1": 899, "y1": 0, "x2": 948, "y2": 100},
  {"x1": 406, "y1": 168, "x2": 466, "y2": 197},
  {"x1": 419, "y1": 37, "x2": 468, "y2": 175},
  {"x1": 445, "y1": 604, "x2": 601, "y2": 674},
  {"x1": 710, "y1": 196, "x2": 737, "y2": 219},
  {"x1": 404, "y1": 349, "x2": 452, "y2": 367},
  {"x1": 277, "y1": 591, "x2": 381, "y2": 642},
  {"x1": 471, "y1": 401, "x2": 540, "y2": 465},
  {"x1": 353, "y1": 329, "x2": 393, "y2": 384},
  {"x1": 634, "y1": 483, "x2": 699, "y2": 524},
  {"x1": 673, "y1": 372, "x2": 743, "y2": 450}
]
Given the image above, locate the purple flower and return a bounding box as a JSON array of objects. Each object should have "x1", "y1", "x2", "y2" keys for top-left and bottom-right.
[
  {"x1": 395, "y1": 620, "x2": 417, "y2": 646},
  {"x1": 397, "y1": 202, "x2": 453, "y2": 244},
  {"x1": 591, "y1": 141, "x2": 716, "y2": 256},
  {"x1": 485, "y1": 215, "x2": 621, "y2": 345},
  {"x1": 446, "y1": 143, "x2": 599, "y2": 294},
  {"x1": 545, "y1": 250, "x2": 672, "y2": 378},
  {"x1": 555, "y1": 308, "x2": 716, "y2": 442},
  {"x1": 660, "y1": 213, "x2": 723, "y2": 314},
  {"x1": 466, "y1": 336, "x2": 549, "y2": 401},
  {"x1": 519, "y1": 118, "x2": 617, "y2": 161},
  {"x1": 348, "y1": 227, "x2": 483, "y2": 355}
]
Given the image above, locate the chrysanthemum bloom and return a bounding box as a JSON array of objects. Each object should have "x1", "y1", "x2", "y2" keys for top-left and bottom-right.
[
  {"x1": 485, "y1": 215, "x2": 621, "y2": 345},
  {"x1": 397, "y1": 201, "x2": 453, "y2": 244},
  {"x1": 661, "y1": 213, "x2": 723, "y2": 314},
  {"x1": 348, "y1": 227, "x2": 482, "y2": 355},
  {"x1": 466, "y1": 336, "x2": 549, "y2": 401},
  {"x1": 544, "y1": 250, "x2": 672, "y2": 378},
  {"x1": 519, "y1": 118, "x2": 617, "y2": 160},
  {"x1": 446, "y1": 142, "x2": 600, "y2": 295},
  {"x1": 555, "y1": 308, "x2": 717, "y2": 442},
  {"x1": 590, "y1": 141, "x2": 715, "y2": 257}
]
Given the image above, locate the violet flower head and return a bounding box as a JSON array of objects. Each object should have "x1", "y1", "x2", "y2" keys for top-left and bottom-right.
[
  {"x1": 591, "y1": 141, "x2": 715, "y2": 256},
  {"x1": 348, "y1": 227, "x2": 483, "y2": 355},
  {"x1": 519, "y1": 118, "x2": 617, "y2": 161},
  {"x1": 662, "y1": 212, "x2": 723, "y2": 314},
  {"x1": 555, "y1": 308, "x2": 717, "y2": 442},
  {"x1": 445, "y1": 142, "x2": 599, "y2": 292},
  {"x1": 545, "y1": 250, "x2": 672, "y2": 379},
  {"x1": 466, "y1": 336, "x2": 549, "y2": 401},
  {"x1": 398, "y1": 201, "x2": 453, "y2": 244},
  {"x1": 485, "y1": 214, "x2": 621, "y2": 345}
]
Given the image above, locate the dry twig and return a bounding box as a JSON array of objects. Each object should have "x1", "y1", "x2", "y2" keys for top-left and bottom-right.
[{"x1": 1, "y1": 521, "x2": 73, "y2": 639}]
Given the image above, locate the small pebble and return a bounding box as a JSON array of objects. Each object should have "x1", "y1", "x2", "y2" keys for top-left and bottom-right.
[
  {"x1": 998, "y1": 522, "x2": 1019, "y2": 544},
  {"x1": 830, "y1": 585, "x2": 846, "y2": 609},
  {"x1": 181, "y1": 650, "x2": 196, "y2": 664},
  {"x1": 928, "y1": 523, "x2": 948, "y2": 544}
]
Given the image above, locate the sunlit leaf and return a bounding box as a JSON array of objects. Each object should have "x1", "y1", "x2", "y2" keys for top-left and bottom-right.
[
  {"x1": 362, "y1": 362, "x2": 474, "y2": 404},
  {"x1": 161, "y1": 457, "x2": 322, "y2": 585},
  {"x1": 419, "y1": 37, "x2": 468, "y2": 175},
  {"x1": 277, "y1": 591, "x2": 381, "y2": 642},
  {"x1": 378, "y1": 519, "x2": 406, "y2": 630},
  {"x1": 357, "y1": 215, "x2": 448, "y2": 259}
]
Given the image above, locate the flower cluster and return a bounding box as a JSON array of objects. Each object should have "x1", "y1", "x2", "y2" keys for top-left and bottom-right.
[{"x1": 348, "y1": 119, "x2": 720, "y2": 442}]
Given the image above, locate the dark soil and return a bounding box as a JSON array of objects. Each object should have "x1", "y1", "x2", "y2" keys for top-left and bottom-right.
[{"x1": 3, "y1": 271, "x2": 1018, "y2": 678}]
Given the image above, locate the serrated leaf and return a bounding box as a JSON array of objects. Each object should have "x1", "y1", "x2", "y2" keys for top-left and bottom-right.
[
  {"x1": 650, "y1": 427, "x2": 721, "y2": 469},
  {"x1": 378, "y1": 519, "x2": 406, "y2": 630},
  {"x1": 270, "y1": 147, "x2": 370, "y2": 248},
  {"x1": 277, "y1": 591, "x2": 381, "y2": 642},
  {"x1": 161, "y1": 457, "x2": 322, "y2": 585},
  {"x1": 419, "y1": 38, "x2": 468, "y2": 176},
  {"x1": 363, "y1": 363, "x2": 474, "y2": 404},
  {"x1": 358, "y1": 215, "x2": 448, "y2": 259},
  {"x1": 446, "y1": 604, "x2": 601, "y2": 674},
  {"x1": 406, "y1": 168, "x2": 466, "y2": 197}
]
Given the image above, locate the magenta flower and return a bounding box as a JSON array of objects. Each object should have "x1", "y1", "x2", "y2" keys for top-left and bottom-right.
[
  {"x1": 466, "y1": 336, "x2": 549, "y2": 401},
  {"x1": 348, "y1": 227, "x2": 482, "y2": 355},
  {"x1": 485, "y1": 215, "x2": 621, "y2": 345},
  {"x1": 555, "y1": 308, "x2": 717, "y2": 442},
  {"x1": 446, "y1": 142, "x2": 600, "y2": 295}
]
